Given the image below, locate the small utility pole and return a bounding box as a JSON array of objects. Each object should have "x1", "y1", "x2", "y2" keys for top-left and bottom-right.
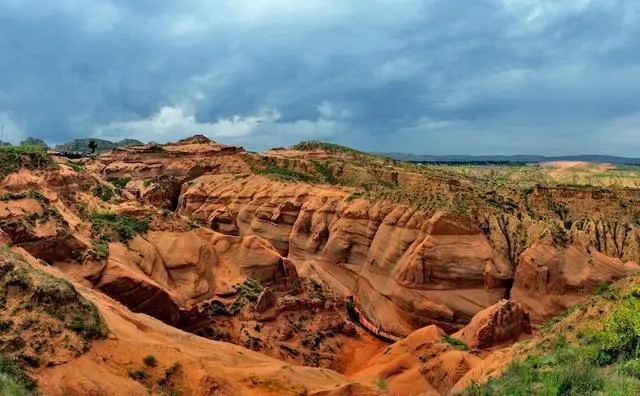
[{"x1": 1, "y1": 122, "x2": 4, "y2": 143}]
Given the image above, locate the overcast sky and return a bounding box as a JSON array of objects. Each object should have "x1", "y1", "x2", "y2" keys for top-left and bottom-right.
[{"x1": 1, "y1": 1, "x2": 639, "y2": 155}]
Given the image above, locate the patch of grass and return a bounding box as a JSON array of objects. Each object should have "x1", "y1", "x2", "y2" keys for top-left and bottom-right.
[
  {"x1": 594, "y1": 283, "x2": 611, "y2": 295},
  {"x1": 252, "y1": 163, "x2": 316, "y2": 183},
  {"x1": 0, "y1": 192, "x2": 27, "y2": 201},
  {"x1": 108, "y1": 177, "x2": 131, "y2": 190},
  {"x1": 310, "y1": 160, "x2": 337, "y2": 184},
  {"x1": 87, "y1": 239, "x2": 109, "y2": 260},
  {"x1": 92, "y1": 184, "x2": 118, "y2": 202},
  {"x1": 0, "y1": 251, "x2": 108, "y2": 342},
  {"x1": 374, "y1": 376, "x2": 389, "y2": 391},
  {"x1": 89, "y1": 211, "x2": 149, "y2": 243},
  {"x1": 622, "y1": 359, "x2": 640, "y2": 379},
  {"x1": 0, "y1": 354, "x2": 35, "y2": 393},
  {"x1": 542, "y1": 306, "x2": 577, "y2": 331},
  {"x1": 65, "y1": 161, "x2": 85, "y2": 172},
  {"x1": 0, "y1": 372, "x2": 30, "y2": 396},
  {"x1": 0, "y1": 145, "x2": 57, "y2": 179},
  {"x1": 68, "y1": 307, "x2": 108, "y2": 339},
  {"x1": 164, "y1": 362, "x2": 181, "y2": 377},
  {"x1": 442, "y1": 334, "x2": 469, "y2": 351}
]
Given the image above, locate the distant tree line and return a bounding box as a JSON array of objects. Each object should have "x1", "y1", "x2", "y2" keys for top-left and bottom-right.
[{"x1": 410, "y1": 160, "x2": 532, "y2": 166}]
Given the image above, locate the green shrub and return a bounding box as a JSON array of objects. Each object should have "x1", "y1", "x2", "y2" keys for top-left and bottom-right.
[
  {"x1": 87, "y1": 239, "x2": 109, "y2": 260},
  {"x1": 227, "y1": 278, "x2": 263, "y2": 314},
  {"x1": 68, "y1": 306, "x2": 108, "y2": 340},
  {"x1": 622, "y1": 359, "x2": 640, "y2": 379},
  {"x1": 128, "y1": 368, "x2": 147, "y2": 381},
  {"x1": 345, "y1": 296, "x2": 358, "y2": 322},
  {"x1": 595, "y1": 291, "x2": 640, "y2": 360},
  {"x1": 92, "y1": 184, "x2": 117, "y2": 202},
  {"x1": 594, "y1": 283, "x2": 610, "y2": 295},
  {"x1": 89, "y1": 212, "x2": 149, "y2": 243},
  {"x1": 109, "y1": 177, "x2": 132, "y2": 189},
  {"x1": 0, "y1": 372, "x2": 30, "y2": 396},
  {"x1": 143, "y1": 355, "x2": 157, "y2": 367},
  {"x1": 443, "y1": 334, "x2": 469, "y2": 351},
  {"x1": 374, "y1": 376, "x2": 388, "y2": 391},
  {"x1": 159, "y1": 362, "x2": 182, "y2": 392},
  {"x1": 0, "y1": 354, "x2": 35, "y2": 391}
]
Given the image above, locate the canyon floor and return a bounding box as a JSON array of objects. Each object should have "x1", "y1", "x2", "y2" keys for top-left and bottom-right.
[{"x1": 2, "y1": 137, "x2": 640, "y2": 395}]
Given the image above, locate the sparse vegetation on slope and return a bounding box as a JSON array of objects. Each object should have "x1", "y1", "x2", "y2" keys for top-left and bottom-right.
[
  {"x1": 89, "y1": 211, "x2": 149, "y2": 243},
  {"x1": 0, "y1": 354, "x2": 32, "y2": 395},
  {"x1": 228, "y1": 278, "x2": 263, "y2": 314},
  {"x1": 463, "y1": 276, "x2": 640, "y2": 395},
  {"x1": 0, "y1": 145, "x2": 57, "y2": 179},
  {"x1": 311, "y1": 160, "x2": 338, "y2": 184},
  {"x1": 291, "y1": 141, "x2": 365, "y2": 154},
  {"x1": 0, "y1": 247, "x2": 108, "y2": 392},
  {"x1": 252, "y1": 163, "x2": 316, "y2": 183}
]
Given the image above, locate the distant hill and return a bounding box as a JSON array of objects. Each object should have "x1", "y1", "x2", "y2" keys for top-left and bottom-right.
[
  {"x1": 0, "y1": 141, "x2": 10, "y2": 147},
  {"x1": 20, "y1": 137, "x2": 50, "y2": 150},
  {"x1": 382, "y1": 153, "x2": 640, "y2": 164},
  {"x1": 54, "y1": 138, "x2": 143, "y2": 154}
]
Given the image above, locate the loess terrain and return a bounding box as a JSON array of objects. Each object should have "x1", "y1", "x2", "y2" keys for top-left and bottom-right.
[{"x1": 1, "y1": 137, "x2": 640, "y2": 395}]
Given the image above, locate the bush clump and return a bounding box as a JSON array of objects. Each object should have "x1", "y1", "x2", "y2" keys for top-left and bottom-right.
[
  {"x1": 108, "y1": 177, "x2": 132, "y2": 190},
  {"x1": 92, "y1": 184, "x2": 118, "y2": 202},
  {"x1": 442, "y1": 334, "x2": 469, "y2": 351},
  {"x1": 89, "y1": 212, "x2": 149, "y2": 243},
  {"x1": 228, "y1": 278, "x2": 263, "y2": 314},
  {"x1": 0, "y1": 354, "x2": 35, "y2": 394},
  {"x1": 87, "y1": 239, "x2": 109, "y2": 260},
  {"x1": 143, "y1": 355, "x2": 157, "y2": 367}
]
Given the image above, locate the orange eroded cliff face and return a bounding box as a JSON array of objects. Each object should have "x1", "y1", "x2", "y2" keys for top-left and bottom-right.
[
  {"x1": 511, "y1": 235, "x2": 640, "y2": 324},
  {"x1": 178, "y1": 174, "x2": 513, "y2": 335}
]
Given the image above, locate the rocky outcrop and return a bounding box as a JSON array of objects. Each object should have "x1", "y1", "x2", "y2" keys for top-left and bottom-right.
[
  {"x1": 352, "y1": 300, "x2": 527, "y2": 395},
  {"x1": 0, "y1": 194, "x2": 87, "y2": 264},
  {"x1": 75, "y1": 229, "x2": 301, "y2": 326},
  {"x1": 98, "y1": 140, "x2": 249, "y2": 180},
  {"x1": 124, "y1": 177, "x2": 182, "y2": 209},
  {"x1": 420, "y1": 350, "x2": 482, "y2": 395},
  {"x1": 511, "y1": 236, "x2": 639, "y2": 324},
  {"x1": 452, "y1": 299, "x2": 531, "y2": 349},
  {"x1": 179, "y1": 174, "x2": 512, "y2": 335}
]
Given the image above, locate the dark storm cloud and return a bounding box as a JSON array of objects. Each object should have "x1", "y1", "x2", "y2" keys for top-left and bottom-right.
[{"x1": 0, "y1": 0, "x2": 639, "y2": 155}]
